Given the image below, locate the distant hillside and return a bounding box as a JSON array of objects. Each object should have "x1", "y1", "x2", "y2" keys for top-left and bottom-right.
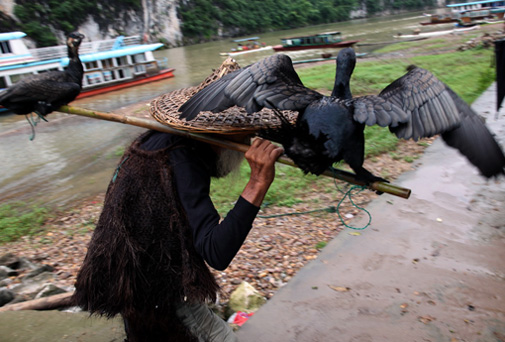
[
  {"x1": 179, "y1": 0, "x2": 437, "y2": 44},
  {"x1": 0, "y1": 0, "x2": 182, "y2": 47},
  {"x1": 0, "y1": 0, "x2": 437, "y2": 47}
]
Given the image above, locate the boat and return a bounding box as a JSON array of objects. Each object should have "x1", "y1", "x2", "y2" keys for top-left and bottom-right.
[
  {"x1": 0, "y1": 32, "x2": 175, "y2": 103},
  {"x1": 421, "y1": 0, "x2": 505, "y2": 26},
  {"x1": 272, "y1": 31, "x2": 359, "y2": 52},
  {"x1": 420, "y1": 13, "x2": 459, "y2": 25},
  {"x1": 393, "y1": 25, "x2": 480, "y2": 39},
  {"x1": 219, "y1": 37, "x2": 272, "y2": 56}
]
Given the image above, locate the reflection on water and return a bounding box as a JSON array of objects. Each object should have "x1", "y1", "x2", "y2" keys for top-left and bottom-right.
[{"x1": 0, "y1": 11, "x2": 442, "y2": 208}]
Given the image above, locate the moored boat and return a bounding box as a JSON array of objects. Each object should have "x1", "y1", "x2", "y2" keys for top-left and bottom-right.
[
  {"x1": 219, "y1": 37, "x2": 272, "y2": 56},
  {"x1": 420, "y1": 13, "x2": 459, "y2": 25},
  {"x1": 421, "y1": 0, "x2": 505, "y2": 26},
  {"x1": 272, "y1": 31, "x2": 359, "y2": 52},
  {"x1": 393, "y1": 24, "x2": 480, "y2": 39},
  {"x1": 0, "y1": 32, "x2": 175, "y2": 104}
]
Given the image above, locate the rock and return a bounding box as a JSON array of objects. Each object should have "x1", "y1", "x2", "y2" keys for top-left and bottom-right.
[
  {"x1": 9, "y1": 272, "x2": 57, "y2": 297},
  {"x1": 0, "y1": 278, "x2": 13, "y2": 287},
  {"x1": 0, "y1": 253, "x2": 21, "y2": 269},
  {"x1": 23, "y1": 265, "x2": 55, "y2": 281},
  {"x1": 228, "y1": 281, "x2": 266, "y2": 314},
  {"x1": 0, "y1": 266, "x2": 18, "y2": 280},
  {"x1": 34, "y1": 284, "x2": 67, "y2": 299},
  {"x1": 0, "y1": 288, "x2": 15, "y2": 306},
  {"x1": 17, "y1": 258, "x2": 38, "y2": 271}
]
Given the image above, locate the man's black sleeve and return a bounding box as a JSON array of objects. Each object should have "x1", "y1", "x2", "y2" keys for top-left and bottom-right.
[{"x1": 172, "y1": 150, "x2": 260, "y2": 271}]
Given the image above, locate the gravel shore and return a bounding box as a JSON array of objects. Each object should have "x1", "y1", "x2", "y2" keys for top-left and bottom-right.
[{"x1": 0, "y1": 139, "x2": 427, "y2": 306}]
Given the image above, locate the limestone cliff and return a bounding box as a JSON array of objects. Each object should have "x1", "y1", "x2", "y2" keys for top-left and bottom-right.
[{"x1": 0, "y1": 0, "x2": 183, "y2": 47}]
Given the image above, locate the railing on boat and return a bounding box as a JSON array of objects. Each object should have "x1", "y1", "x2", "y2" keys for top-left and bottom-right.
[{"x1": 28, "y1": 36, "x2": 143, "y2": 62}]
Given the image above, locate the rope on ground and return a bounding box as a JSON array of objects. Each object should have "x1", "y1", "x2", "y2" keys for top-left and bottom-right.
[
  {"x1": 258, "y1": 167, "x2": 372, "y2": 230},
  {"x1": 24, "y1": 112, "x2": 47, "y2": 141}
]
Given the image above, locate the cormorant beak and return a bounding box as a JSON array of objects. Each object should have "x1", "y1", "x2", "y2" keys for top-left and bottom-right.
[{"x1": 68, "y1": 32, "x2": 85, "y2": 47}]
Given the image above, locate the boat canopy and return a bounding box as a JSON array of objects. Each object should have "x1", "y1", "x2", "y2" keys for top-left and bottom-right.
[
  {"x1": 0, "y1": 32, "x2": 26, "y2": 42},
  {"x1": 281, "y1": 31, "x2": 341, "y2": 40},
  {"x1": 447, "y1": 0, "x2": 505, "y2": 7},
  {"x1": 60, "y1": 43, "x2": 164, "y2": 66},
  {"x1": 233, "y1": 37, "x2": 260, "y2": 42}
]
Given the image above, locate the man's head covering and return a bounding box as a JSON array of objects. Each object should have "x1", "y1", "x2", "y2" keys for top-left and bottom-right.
[{"x1": 149, "y1": 57, "x2": 297, "y2": 134}]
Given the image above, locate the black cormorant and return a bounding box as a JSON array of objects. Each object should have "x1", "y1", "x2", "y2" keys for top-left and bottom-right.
[
  {"x1": 0, "y1": 32, "x2": 85, "y2": 117},
  {"x1": 179, "y1": 48, "x2": 505, "y2": 182}
]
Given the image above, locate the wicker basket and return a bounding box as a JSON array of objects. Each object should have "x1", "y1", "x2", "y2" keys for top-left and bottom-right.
[{"x1": 150, "y1": 57, "x2": 297, "y2": 134}]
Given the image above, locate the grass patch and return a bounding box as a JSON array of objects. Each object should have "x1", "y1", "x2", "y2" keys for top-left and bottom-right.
[
  {"x1": 210, "y1": 161, "x2": 324, "y2": 214},
  {"x1": 0, "y1": 202, "x2": 50, "y2": 243}
]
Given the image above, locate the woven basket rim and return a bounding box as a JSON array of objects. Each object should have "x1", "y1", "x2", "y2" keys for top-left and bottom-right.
[{"x1": 149, "y1": 58, "x2": 297, "y2": 134}]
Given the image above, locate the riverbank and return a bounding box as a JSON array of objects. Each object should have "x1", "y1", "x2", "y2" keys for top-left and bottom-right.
[
  {"x1": 0, "y1": 137, "x2": 426, "y2": 304},
  {"x1": 0, "y1": 21, "x2": 504, "y2": 316}
]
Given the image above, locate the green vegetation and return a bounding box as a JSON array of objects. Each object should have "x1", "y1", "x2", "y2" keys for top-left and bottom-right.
[
  {"x1": 0, "y1": 202, "x2": 50, "y2": 243},
  {"x1": 6, "y1": 0, "x2": 436, "y2": 45},
  {"x1": 180, "y1": 0, "x2": 435, "y2": 41},
  {"x1": 12, "y1": 0, "x2": 141, "y2": 47},
  {"x1": 211, "y1": 162, "x2": 324, "y2": 214}
]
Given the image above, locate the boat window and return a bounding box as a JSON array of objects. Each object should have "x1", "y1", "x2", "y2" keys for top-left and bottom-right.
[
  {"x1": 134, "y1": 64, "x2": 146, "y2": 74},
  {"x1": 10, "y1": 72, "x2": 33, "y2": 84},
  {"x1": 133, "y1": 53, "x2": 146, "y2": 63},
  {"x1": 116, "y1": 56, "x2": 128, "y2": 66},
  {"x1": 39, "y1": 68, "x2": 59, "y2": 73},
  {"x1": 0, "y1": 76, "x2": 7, "y2": 89},
  {"x1": 117, "y1": 68, "x2": 132, "y2": 79},
  {"x1": 85, "y1": 61, "x2": 99, "y2": 70},
  {"x1": 0, "y1": 41, "x2": 12, "y2": 54},
  {"x1": 102, "y1": 70, "x2": 115, "y2": 81},
  {"x1": 102, "y1": 58, "x2": 114, "y2": 68},
  {"x1": 86, "y1": 72, "x2": 102, "y2": 85}
]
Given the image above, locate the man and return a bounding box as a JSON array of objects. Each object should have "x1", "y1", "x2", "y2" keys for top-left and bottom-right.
[{"x1": 72, "y1": 129, "x2": 284, "y2": 342}]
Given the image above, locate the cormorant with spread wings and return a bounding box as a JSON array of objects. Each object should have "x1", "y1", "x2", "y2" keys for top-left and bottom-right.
[{"x1": 179, "y1": 48, "x2": 505, "y2": 182}]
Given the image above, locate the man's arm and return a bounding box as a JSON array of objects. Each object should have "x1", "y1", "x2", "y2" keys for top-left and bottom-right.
[
  {"x1": 241, "y1": 138, "x2": 284, "y2": 206},
  {"x1": 174, "y1": 138, "x2": 283, "y2": 271}
]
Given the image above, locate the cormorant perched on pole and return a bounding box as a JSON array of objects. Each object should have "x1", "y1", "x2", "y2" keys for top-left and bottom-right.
[
  {"x1": 0, "y1": 32, "x2": 85, "y2": 117},
  {"x1": 179, "y1": 48, "x2": 505, "y2": 182}
]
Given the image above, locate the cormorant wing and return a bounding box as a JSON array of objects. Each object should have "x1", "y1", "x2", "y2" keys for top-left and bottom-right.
[
  {"x1": 350, "y1": 95, "x2": 410, "y2": 128},
  {"x1": 179, "y1": 54, "x2": 323, "y2": 120},
  {"x1": 378, "y1": 66, "x2": 461, "y2": 140},
  {"x1": 0, "y1": 71, "x2": 81, "y2": 114},
  {"x1": 353, "y1": 65, "x2": 504, "y2": 178},
  {"x1": 1, "y1": 71, "x2": 79, "y2": 103},
  {"x1": 440, "y1": 87, "x2": 505, "y2": 178}
]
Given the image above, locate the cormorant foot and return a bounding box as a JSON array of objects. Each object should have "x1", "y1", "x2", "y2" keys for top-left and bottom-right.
[{"x1": 354, "y1": 169, "x2": 389, "y2": 194}]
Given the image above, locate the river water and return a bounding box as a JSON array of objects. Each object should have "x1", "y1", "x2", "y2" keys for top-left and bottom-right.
[{"x1": 0, "y1": 11, "x2": 452, "y2": 208}]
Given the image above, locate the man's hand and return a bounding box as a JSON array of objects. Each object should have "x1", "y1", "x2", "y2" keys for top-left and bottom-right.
[{"x1": 241, "y1": 138, "x2": 284, "y2": 207}]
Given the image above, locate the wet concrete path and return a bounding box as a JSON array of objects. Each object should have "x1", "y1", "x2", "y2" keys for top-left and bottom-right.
[
  {"x1": 1, "y1": 84, "x2": 504, "y2": 342},
  {"x1": 236, "y1": 84, "x2": 505, "y2": 341}
]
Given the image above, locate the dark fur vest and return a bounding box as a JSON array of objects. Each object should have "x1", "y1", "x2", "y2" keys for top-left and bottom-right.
[{"x1": 72, "y1": 132, "x2": 219, "y2": 321}]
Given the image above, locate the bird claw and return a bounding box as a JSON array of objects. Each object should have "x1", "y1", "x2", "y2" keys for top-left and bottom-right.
[
  {"x1": 34, "y1": 111, "x2": 49, "y2": 122},
  {"x1": 352, "y1": 170, "x2": 389, "y2": 194}
]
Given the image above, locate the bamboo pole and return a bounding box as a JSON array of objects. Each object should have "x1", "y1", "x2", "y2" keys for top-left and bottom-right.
[{"x1": 58, "y1": 105, "x2": 411, "y2": 199}]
